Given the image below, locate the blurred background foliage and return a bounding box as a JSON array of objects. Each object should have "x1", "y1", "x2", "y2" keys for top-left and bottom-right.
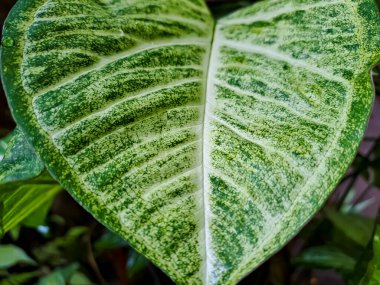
[{"x1": 1, "y1": 0, "x2": 380, "y2": 284}]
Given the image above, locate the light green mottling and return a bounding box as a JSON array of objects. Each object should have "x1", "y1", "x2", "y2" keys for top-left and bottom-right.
[
  {"x1": 1, "y1": 0, "x2": 379, "y2": 284},
  {"x1": 1, "y1": 0, "x2": 213, "y2": 283},
  {"x1": 204, "y1": 1, "x2": 380, "y2": 284}
]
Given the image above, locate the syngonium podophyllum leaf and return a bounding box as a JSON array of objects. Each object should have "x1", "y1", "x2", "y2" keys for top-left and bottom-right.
[
  {"x1": 0, "y1": 128, "x2": 44, "y2": 184},
  {"x1": 1, "y1": 0, "x2": 380, "y2": 284}
]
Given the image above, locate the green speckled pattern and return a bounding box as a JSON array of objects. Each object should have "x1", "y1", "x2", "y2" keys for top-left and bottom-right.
[
  {"x1": 1, "y1": 0, "x2": 379, "y2": 284},
  {"x1": 0, "y1": 128, "x2": 44, "y2": 183},
  {"x1": 205, "y1": 1, "x2": 380, "y2": 283}
]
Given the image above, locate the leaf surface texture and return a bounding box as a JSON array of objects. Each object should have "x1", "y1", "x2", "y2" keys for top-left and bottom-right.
[{"x1": 1, "y1": 0, "x2": 379, "y2": 284}]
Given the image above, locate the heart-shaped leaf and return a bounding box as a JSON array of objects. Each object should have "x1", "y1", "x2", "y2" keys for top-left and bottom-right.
[{"x1": 1, "y1": 0, "x2": 380, "y2": 284}]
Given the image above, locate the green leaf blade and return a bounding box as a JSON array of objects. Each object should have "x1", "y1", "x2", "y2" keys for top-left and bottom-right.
[
  {"x1": 0, "y1": 244, "x2": 36, "y2": 269},
  {"x1": 358, "y1": 226, "x2": 380, "y2": 285},
  {"x1": 0, "y1": 172, "x2": 62, "y2": 236},
  {"x1": 1, "y1": 0, "x2": 380, "y2": 284},
  {"x1": 293, "y1": 246, "x2": 356, "y2": 272},
  {"x1": 324, "y1": 208, "x2": 375, "y2": 247},
  {"x1": 0, "y1": 271, "x2": 40, "y2": 285},
  {"x1": 205, "y1": 0, "x2": 380, "y2": 283},
  {"x1": 2, "y1": 0, "x2": 214, "y2": 283}
]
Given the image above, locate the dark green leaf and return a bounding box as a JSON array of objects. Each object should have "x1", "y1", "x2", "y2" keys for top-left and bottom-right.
[
  {"x1": 0, "y1": 271, "x2": 40, "y2": 285},
  {"x1": 325, "y1": 208, "x2": 375, "y2": 247},
  {"x1": 127, "y1": 248, "x2": 149, "y2": 279},
  {"x1": 0, "y1": 244, "x2": 36, "y2": 269},
  {"x1": 0, "y1": 270, "x2": 8, "y2": 277},
  {"x1": 94, "y1": 231, "x2": 128, "y2": 254},
  {"x1": 355, "y1": 212, "x2": 380, "y2": 285},
  {"x1": 358, "y1": 227, "x2": 380, "y2": 284},
  {"x1": 293, "y1": 246, "x2": 356, "y2": 272}
]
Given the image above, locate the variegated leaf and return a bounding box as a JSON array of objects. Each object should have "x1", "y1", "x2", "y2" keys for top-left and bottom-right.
[{"x1": 1, "y1": 0, "x2": 379, "y2": 284}]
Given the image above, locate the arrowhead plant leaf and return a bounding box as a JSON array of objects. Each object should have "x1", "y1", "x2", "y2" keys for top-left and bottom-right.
[{"x1": 1, "y1": 0, "x2": 380, "y2": 284}]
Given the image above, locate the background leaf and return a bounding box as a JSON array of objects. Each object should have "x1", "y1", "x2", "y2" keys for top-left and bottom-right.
[
  {"x1": 33, "y1": 227, "x2": 88, "y2": 265},
  {"x1": 38, "y1": 271, "x2": 65, "y2": 285},
  {"x1": 325, "y1": 208, "x2": 375, "y2": 247},
  {"x1": 38, "y1": 263, "x2": 92, "y2": 285},
  {"x1": 127, "y1": 248, "x2": 150, "y2": 280},
  {"x1": 293, "y1": 246, "x2": 356, "y2": 273},
  {"x1": 356, "y1": 217, "x2": 380, "y2": 285},
  {"x1": 68, "y1": 271, "x2": 92, "y2": 285},
  {"x1": 0, "y1": 244, "x2": 36, "y2": 269},
  {"x1": 94, "y1": 231, "x2": 128, "y2": 254},
  {"x1": 21, "y1": 197, "x2": 55, "y2": 228},
  {"x1": 0, "y1": 271, "x2": 40, "y2": 285},
  {"x1": 0, "y1": 128, "x2": 44, "y2": 184},
  {"x1": 0, "y1": 132, "x2": 13, "y2": 160},
  {"x1": 0, "y1": 172, "x2": 62, "y2": 236}
]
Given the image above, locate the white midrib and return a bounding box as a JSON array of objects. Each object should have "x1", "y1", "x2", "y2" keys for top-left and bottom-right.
[{"x1": 202, "y1": 23, "x2": 219, "y2": 285}]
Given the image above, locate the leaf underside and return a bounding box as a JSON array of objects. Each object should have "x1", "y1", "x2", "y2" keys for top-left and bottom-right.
[{"x1": 1, "y1": 0, "x2": 380, "y2": 284}]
